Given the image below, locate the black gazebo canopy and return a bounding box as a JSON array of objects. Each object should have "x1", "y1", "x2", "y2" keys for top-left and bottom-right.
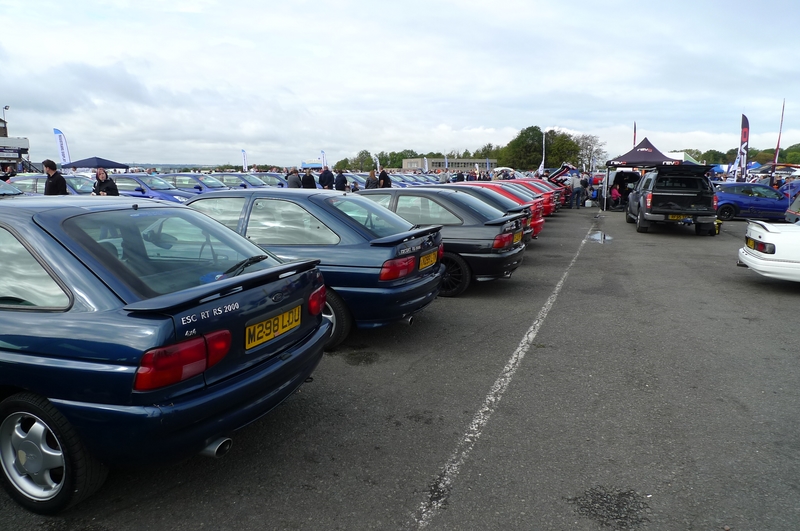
[{"x1": 65, "y1": 156, "x2": 129, "y2": 169}]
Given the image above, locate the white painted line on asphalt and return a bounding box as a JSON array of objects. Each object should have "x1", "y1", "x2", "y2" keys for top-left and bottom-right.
[{"x1": 411, "y1": 223, "x2": 596, "y2": 529}]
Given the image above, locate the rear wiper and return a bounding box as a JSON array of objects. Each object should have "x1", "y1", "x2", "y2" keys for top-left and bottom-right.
[{"x1": 221, "y1": 255, "x2": 269, "y2": 278}]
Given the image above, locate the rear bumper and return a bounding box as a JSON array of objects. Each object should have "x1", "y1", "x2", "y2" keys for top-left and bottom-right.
[
  {"x1": 644, "y1": 212, "x2": 717, "y2": 223},
  {"x1": 461, "y1": 244, "x2": 525, "y2": 280},
  {"x1": 531, "y1": 218, "x2": 545, "y2": 237},
  {"x1": 336, "y1": 264, "x2": 444, "y2": 328},
  {"x1": 737, "y1": 247, "x2": 800, "y2": 282},
  {"x1": 51, "y1": 320, "x2": 331, "y2": 466}
]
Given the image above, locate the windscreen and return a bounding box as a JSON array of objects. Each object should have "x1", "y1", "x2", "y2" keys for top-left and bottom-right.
[{"x1": 63, "y1": 207, "x2": 281, "y2": 299}]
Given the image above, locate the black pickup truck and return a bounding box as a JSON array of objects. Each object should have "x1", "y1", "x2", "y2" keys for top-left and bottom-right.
[{"x1": 626, "y1": 165, "x2": 718, "y2": 235}]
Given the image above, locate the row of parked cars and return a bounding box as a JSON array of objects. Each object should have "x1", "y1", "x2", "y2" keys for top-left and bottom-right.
[{"x1": 0, "y1": 170, "x2": 571, "y2": 514}]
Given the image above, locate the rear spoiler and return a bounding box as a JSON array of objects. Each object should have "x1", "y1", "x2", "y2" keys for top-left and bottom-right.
[
  {"x1": 485, "y1": 213, "x2": 524, "y2": 226},
  {"x1": 124, "y1": 259, "x2": 320, "y2": 313},
  {"x1": 506, "y1": 205, "x2": 531, "y2": 215},
  {"x1": 370, "y1": 225, "x2": 443, "y2": 246}
]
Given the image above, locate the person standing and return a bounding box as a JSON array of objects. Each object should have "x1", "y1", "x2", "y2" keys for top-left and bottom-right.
[
  {"x1": 439, "y1": 169, "x2": 450, "y2": 184},
  {"x1": 92, "y1": 167, "x2": 119, "y2": 196},
  {"x1": 378, "y1": 167, "x2": 391, "y2": 188},
  {"x1": 301, "y1": 169, "x2": 316, "y2": 189},
  {"x1": 334, "y1": 169, "x2": 347, "y2": 191},
  {"x1": 318, "y1": 166, "x2": 335, "y2": 190},
  {"x1": 42, "y1": 159, "x2": 68, "y2": 195},
  {"x1": 454, "y1": 171, "x2": 465, "y2": 182},
  {"x1": 569, "y1": 173, "x2": 583, "y2": 209},
  {"x1": 365, "y1": 169, "x2": 380, "y2": 189},
  {"x1": 287, "y1": 169, "x2": 302, "y2": 188}
]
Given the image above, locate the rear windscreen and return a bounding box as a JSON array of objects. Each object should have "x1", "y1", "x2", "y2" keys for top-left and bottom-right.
[
  {"x1": 63, "y1": 207, "x2": 281, "y2": 299},
  {"x1": 655, "y1": 177, "x2": 711, "y2": 191}
]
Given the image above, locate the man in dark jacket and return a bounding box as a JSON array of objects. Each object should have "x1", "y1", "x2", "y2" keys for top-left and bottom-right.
[
  {"x1": 454, "y1": 171, "x2": 465, "y2": 182},
  {"x1": 334, "y1": 169, "x2": 347, "y2": 191},
  {"x1": 318, "y1": 166, "x2": 335, "y2": 189},
  {"x1": 42, "y1": 159, "x2": 68, "y2": 195}
]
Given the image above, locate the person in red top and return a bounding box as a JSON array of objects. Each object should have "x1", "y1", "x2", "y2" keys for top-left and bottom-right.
[{"x1": 610, "y1": 184, "x2": 622, "y2": 209}]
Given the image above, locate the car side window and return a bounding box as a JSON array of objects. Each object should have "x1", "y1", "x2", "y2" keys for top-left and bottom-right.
[
  {"x1": 11, "y1": 178, "x2": 36, "y2": 193},
  {"x1": 247, "y1": 199, "x2": 340, "y2": 245},
  {"x1": 174, "y1": 176, "x2": 197, "y2": 188},
  {"x1": 363, "y1": 194, "x2": 392, "y2": 208},
  {"x1": 638, "y1": 177, "x2": 653, "y2": 191},
  {"x1": 189, "y1": 197, "x2": 246, "y2": 230},
  {"x1": 114, "y1": 177, "x2": 140, "y2": 191},
  {"x1": 0, "y1": 227, "x2": 70, "y2": 309},
  {"x1": 396, "y1": 196, "x2": 461, "y2": 225}
]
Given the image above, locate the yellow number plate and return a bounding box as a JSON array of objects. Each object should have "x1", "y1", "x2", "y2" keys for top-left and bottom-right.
[
  {"x1": 246, "y1": 306, "x2": 301, "y2": 349},
  {"x1": 419, "y1": 250, "x2": 437, "y2": 270},
  {"x1": 668, "y1": 214, "x2": 690, "y2": 220},
  {"x1": 746, "y1": 237, "x2": 755, "y2": 249},
  {"x1": 513, "y1": 231, "x2": 522, "y2": 243}
]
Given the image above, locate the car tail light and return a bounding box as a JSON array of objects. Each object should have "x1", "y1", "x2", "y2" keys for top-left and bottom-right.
[
  {"x1": 308, "y1": 285, "x2": 326, "y2": 316},
  {"x1": 746, "y1": 236, "x2": 775, "y2": 254},
  {"x1": 713, "y1": 194, "x2": 718, "y2": 209},
  {"x1": 493, "y1": 232, "x2": 514, "y2": 249},
  {"x1": 380, "y1": 256, "x2": 416, "y2": 281},
  {"x1": 134, "y1": 330, "x2": 232, "y2": 391},
  {"x1": 646, "y1": 192, "x2": 652, "y2": 209},
  {"x1": 437, "y1": 243, "x2": 444, "y2": 259},
  {"x1": 205, "y1": 330, "x2": 232, "y2": 368}
]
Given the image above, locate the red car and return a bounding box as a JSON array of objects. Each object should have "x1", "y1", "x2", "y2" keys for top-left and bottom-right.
[
  {"x1": 454, "y1": 182, "x2": 546, "y2": 237},
  {"x1": 493, "y1": 180, "x2": 558, "y2": 216}
]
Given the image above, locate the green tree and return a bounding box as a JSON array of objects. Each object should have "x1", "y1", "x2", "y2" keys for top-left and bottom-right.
[
  {"x1": 546, "y1": 131, "x2": 581, "y2": 169},
  {"x1": 351, "y1": 150, "x2": 374, "y2": 172},
  {"x1": 333, "y1": 158, "x2": 349, "y2": 171},
  {"x1": 503, "y1": 126, "x2": 545, "y2": 170},
  {"x1": 700, "y1": 149, "x2": 726, "y2": 164}
]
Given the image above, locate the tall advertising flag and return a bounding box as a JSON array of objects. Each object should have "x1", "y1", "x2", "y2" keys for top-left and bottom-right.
[
  {"x1": 423, "y1": 157, "x2": 429, "y2": 173},
  {"x1": 241, "y1": 149, "x2": 248, "y2": 171},
  {"x1": 633, "y1": 122, "x2": 637, "y2": 147},
  {"x1": 372, "y1": 154, "x2": 380, "y2": 170},
  {"x1": 537, "y1": 130, "x2": 546, "y2": 176},
  {"x1": 738, "y1": 114, "x2": 749, "y2": 182},
  {"x1": 444, "y1": 154, "x2": 448, "y2": 169},
  {"x1": 53, "y1": 129, "x2": 71, "y2": 166},
  {"x1": 770, "y1": 100, "x2": 786, "y2": 187},
  {"x1": 321, "y1": 150, "x2": 327, "y2": 168},
  {"x1": 486, "y1": 157, "x2": 490, "y2": 171}
]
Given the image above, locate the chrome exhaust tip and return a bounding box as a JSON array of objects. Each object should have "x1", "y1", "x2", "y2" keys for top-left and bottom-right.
[
  {"x1": 200, "y1": 437, "x2": 233, "y2": 458},
  {"x1": 402, "y1": 315, "x2": 414, "y2": 325},
  {"x1": 736, "y1": 261, "x2": 748, "y2": 268}
]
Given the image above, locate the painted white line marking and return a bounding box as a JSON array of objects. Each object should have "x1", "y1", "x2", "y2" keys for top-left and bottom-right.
[{"x1": 411, "y1": 224, "x2": 596, "y2": 529}]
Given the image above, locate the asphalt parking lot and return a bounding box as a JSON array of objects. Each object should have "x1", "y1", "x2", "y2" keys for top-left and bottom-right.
[{"x1": 3, "y1": 206, "x2": 799, "y2": 530}]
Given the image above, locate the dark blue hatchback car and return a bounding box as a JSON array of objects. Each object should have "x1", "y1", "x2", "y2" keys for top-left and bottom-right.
[
  {"x1": 186, "y1": 189, "x2": 444, "y2": 348},
  {"x1": 0, "y1": 196, "x2": 330, "y2": 514}
]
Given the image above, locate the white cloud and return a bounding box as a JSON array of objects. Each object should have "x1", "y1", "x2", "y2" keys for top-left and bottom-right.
[{"x1": 1, "y1": 0, "x2": 799, "y2": 167}]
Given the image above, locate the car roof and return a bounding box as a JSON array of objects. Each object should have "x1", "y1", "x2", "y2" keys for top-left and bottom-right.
[
  {"x1": 186, "y1": 188, "x2": 346, "y2": 200},
  {"x1": 0, "y1": 195, "x2": 173, "y2": 217}
]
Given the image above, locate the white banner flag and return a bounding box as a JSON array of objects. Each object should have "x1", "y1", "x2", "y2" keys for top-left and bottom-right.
[
  {"x1": 423, "y1": 157, "x2": 429, "y2": 173},
  {"x1": 241, "y1": 149, "x2": 248, "y2": 171},
  {"x1": 321, "y1": 150, "x2": 327, "y2": 168},
  {"x1": 53, "y1": 128, "x2": 71, "y2": 166}
]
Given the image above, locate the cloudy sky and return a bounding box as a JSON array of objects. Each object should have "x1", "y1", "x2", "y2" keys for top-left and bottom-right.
[{"x1": 2, "y1": 0, "x2": 798, "y2": 167}]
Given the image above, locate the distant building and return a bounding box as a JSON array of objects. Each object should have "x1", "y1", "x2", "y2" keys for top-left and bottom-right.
[
  {"x1": 0, "y1": 118, "x2": 30, "y2": 171},
  {"x1": 403, "y1": 158, "x2": 497, "y2": 171}
]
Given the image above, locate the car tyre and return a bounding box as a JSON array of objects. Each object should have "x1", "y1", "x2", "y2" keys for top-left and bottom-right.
[
  {"x1": 635, "y1": 209, "x2": 649, "y2": 233},
  {"x1": 322, "y1": 288, "x2": 352, "y2": 350},
  {"x1": 695, "y1": 223, "x2": 715, "y2": 236},
  {"x1": 625, "y1": 204, "x2": 635, "y2": 223},
  {"x1": 440, "y1": 252, "x2": 471, "y2": 297},
  {"x1": 0, "y1": 393, "x2": 108, "y2": 515},
  {"x1": 717, "y1": 205, "x2": 736, "y2": 221}
]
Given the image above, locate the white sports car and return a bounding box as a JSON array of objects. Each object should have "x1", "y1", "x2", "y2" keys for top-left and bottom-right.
[{"x1": 737, "y1": 220, "x2": 800, "y2": 282}]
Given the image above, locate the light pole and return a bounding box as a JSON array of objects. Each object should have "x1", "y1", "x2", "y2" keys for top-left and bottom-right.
[{"x1": 2, "y1": 105, "x2": 8, "y2": 124}]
